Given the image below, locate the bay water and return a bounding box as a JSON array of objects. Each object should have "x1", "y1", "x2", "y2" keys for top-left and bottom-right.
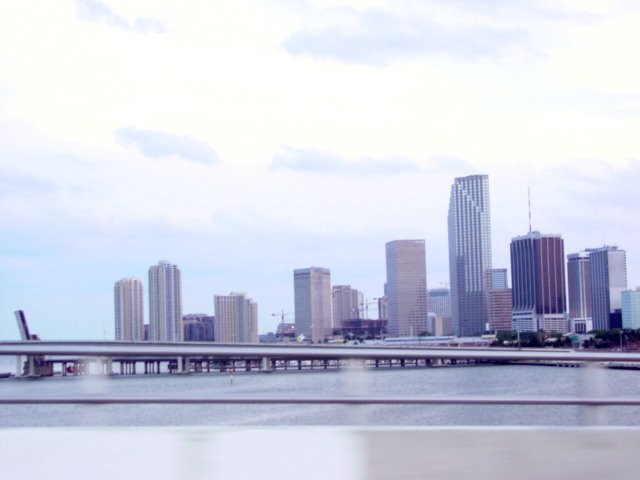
[{"x1": 1, "y1": 362, "x2": 639, "y2": 428}]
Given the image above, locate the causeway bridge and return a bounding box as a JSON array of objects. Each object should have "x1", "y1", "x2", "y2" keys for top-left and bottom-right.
[{"x1": 2, "y1": 341, "x2": 640, "y2": 377}]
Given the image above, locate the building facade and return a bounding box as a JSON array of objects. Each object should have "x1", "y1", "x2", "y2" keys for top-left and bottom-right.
[
  {"x1": 511, "y1": 232, "x2": 567, "y2": 333},
  {"x1": 183, "y1": 313, "x2": 215, "y2": 342},
  {"x1": 428, "y1": 288, "x2": 450, "y2": 316},
  {"x1": 332, "y1": 285, "x2": 362, "y2": 326},
  {"x1": 294, "y1": 267, "x2": 332, "y2": 343},
  {"x1": 149, "y1": 260, "x2": 183, "y2": 342},
  {"x1": 622, "y1": 288, "x2": 640, "y2": 329},
  {"x1": 590, "y1": 246, "x2": 627, "y2": 330},
  {"x1": 487, "y1": 268, "x2": 512, "y2": 332},
  {"x1": 567, "y1": 251, "x2": 593, "y2": 333},
  {"x1": 385, "y1": 240, "x2": 428, "y2": 337},
  {"x1": 214, "y1": 293, "x2": 258, "y2": 343},
  {"x1": 448, "y1": 174, "x2": 493, "y2": 336},
  {"x1": 114, "y1": 277, "x2": 144, "y2": 341}
]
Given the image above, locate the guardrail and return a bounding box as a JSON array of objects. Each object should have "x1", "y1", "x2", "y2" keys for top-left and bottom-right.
[{"x1": 1, "y1": 395, "x2": 640, "y2": 406}]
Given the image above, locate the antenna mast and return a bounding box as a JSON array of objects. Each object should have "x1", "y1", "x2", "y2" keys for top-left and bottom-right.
[{"x1": 528, "y1": 186, "x2": 532, "y2": 233}]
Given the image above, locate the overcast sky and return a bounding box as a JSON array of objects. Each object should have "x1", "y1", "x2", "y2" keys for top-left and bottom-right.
[{"x1": 2, "y1": 0, "x2": 639, "y2": 340}]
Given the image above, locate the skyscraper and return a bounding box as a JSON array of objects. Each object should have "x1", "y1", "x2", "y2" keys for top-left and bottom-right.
[
  {"x1": 447, "y1": 175, "x2": 493, "y2": 336},
  {"x1": 214, "y1": 293, "x2": 258, "y2": 343},
  {"x1": 567, "y1": 251, "x2": 593, "y2": 333},
  {"x1": 385, "y1": 240, "x2": 428, "y2": 337},
  {"x1": 149, "y1": 260, "x2": 183, "y2": 342},
  {"x1": 294, "y1": 267, "x2": 332, "y2": 343},
  {"x1": 114, "y1": 278, "x2": 144, "y2": 341},
  {"x1": 622, "y1": 288, "x2": 640, "y2": 329},
  {"x1": 590, "y1": 246, "x2": 627, "y2": 330},
  {"x1": 428, "y1": 288, "x2": 450, "y2": 316},
  {"x1": 332, "y1": 285, "x2": 362, "y2": 325},
  {"x1": 488, "y1": 269, "x2": 512, "y2": 332},
  {"x1": 511, "y1": 232, "x2": 567, "y2": 333}
]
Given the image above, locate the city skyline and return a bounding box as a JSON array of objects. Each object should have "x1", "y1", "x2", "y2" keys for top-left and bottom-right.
[{"x1": 3, "y1": 2, "x2": 640, "y2": 340}]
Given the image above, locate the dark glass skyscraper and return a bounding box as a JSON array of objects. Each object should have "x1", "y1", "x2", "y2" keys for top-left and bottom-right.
[
  {"x1": 447, "y1": 175, "x2": 492, "y2": 336},
  {"x1": 510, "y1": 232, "x2": 567, "y2": 333}
]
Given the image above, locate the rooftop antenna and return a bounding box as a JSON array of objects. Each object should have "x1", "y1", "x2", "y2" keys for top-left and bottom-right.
[{"x1": 528, "y1": 186, "x2": 532, "y2": 233}]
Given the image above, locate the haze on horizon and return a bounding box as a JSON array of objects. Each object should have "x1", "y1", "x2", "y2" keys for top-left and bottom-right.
[{"x1": 1, "y1": 0, "x2": 639, "y2": 340}]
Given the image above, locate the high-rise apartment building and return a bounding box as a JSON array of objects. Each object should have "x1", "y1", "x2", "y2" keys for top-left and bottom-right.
[
  {"x1": 448, "y1": 175, "x2": 493, "y2": 336},
  {"x1": 294, "y1": 267, "x2": 332, "y2": 342},
  {"x1": 511, "y1": 232, "x2": 567, "y2": 333},
  {"x1": 622, "y1": 288, "x2": 640, "y2": 329},
  {"x1": 590, "y1": 246, "x2": 627, "y2": 330},
  {"x1": 114, "y1": 278, "x2": 144, "y2": 341},
  {"x1": 385, "y1": 240, "x2": 428, "y2": 337},
  {"x1": 487, "y1": 269, "x2": 512, "y2": 332},
  {"x1": 214, "y1": 293, "x2": 258, "y2": 343},
  {"x1": 567, "y1": 251, "x2": 593, "y2": 333},
  {"x1": 332, "y1": 285, "x2": 362, "y2": 325},
  {"x1": 149, "y1": 260, "x2": 183, "y2": 342}
]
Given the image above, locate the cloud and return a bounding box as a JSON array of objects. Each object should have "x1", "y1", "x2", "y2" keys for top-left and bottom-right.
[
  {"x1": 0, "y1": 168, "x2": 58, "y2": 197},
  {"x1": 75, "y1": 0, "x2": 166, "y2": 34},
  {"x1": 115, "y1": 126, "x2": 220, "y2": 165},
  {"x1": 283, "y1": 6, "x2": 531, "y2": 66},
  {"x1": 282, "y1": 2, "x2": 598, "y2": 66},
  {"x1": 270, "y1": 146, "x2": 421, "y2": 175}
]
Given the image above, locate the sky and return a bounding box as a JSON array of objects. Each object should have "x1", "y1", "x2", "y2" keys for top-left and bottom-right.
[{"x1": 1, "y1": 0, "x2": 640, "y2": 340}]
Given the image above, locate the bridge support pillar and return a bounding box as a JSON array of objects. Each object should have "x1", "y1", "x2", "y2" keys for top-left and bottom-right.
[
  {"x1": 261, "y1": 357, "x2": 272, "y2": 372},
  {"x1": 102, "y1": 357, "x2": 113, "y2": 375},
  {"x1": 28, "y1": 355, "x2": 36, "y2": 377}
]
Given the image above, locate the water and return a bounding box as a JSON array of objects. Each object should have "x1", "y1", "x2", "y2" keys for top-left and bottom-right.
[{"x1": 1, "y1": 364, "x2": 639, "y2": 427}]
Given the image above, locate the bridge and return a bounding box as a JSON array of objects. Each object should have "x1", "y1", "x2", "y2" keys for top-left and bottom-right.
[{"x1": 3, "y1": 340, "x2": 640, "y2": 377}]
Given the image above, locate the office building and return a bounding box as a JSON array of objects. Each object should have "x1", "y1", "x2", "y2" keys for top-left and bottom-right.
[
  {"x1": 567, "y1": 251, "x2": 593, "y2": 333},
  {"x1": 114, "y1": 278, "x2": 144, "y2": 341},
  {"x1": 622, "y1": 288, "x2": 640, "y2": 329},
  {"x1": 487, "y1": 268, "x2": 512, "y2": 332},
  {"x1": 183, "y1": 314, "x2": 215, "y2": 342},
  {"x1": 448, "y1": 175, "x2": 493, "y2": 336},
  {"x1": 511, "y1": 232, "x2": 567, "y2": 333},
  {"x1": 214, "y1": 293, "x2": 258, "y2": 343},
  {"x1": 294, "y1": 267, "x2": 332, "y2": 342},
  {"x1": 149, "y1": 260, "x2": 183, "y2": 342},
  {"x1": 590, "y1": 246, "x2": 627, "y2": 330},
  {"x1": 428, "y1": 288, "x2": 450, "y2": 316},
  {"x1": 385, "y1": 240, "x2": 428, "y2": 337},
  {"x1": 332, "y1": 285, "x2": 363, "y2": 324}
]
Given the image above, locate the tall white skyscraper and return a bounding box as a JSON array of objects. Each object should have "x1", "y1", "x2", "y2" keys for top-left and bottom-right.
[
  {"x1": 448, "y1": 175, "x2": 493, "y2": 336},
  {"x1": 114, "y1": 277, "x2": 144, "y2": 341},
  {"x1": 385, "y1": 240, "x2": 428, "y2": 337},
  {"x1": 149, "y1": 260, "x2": 183, "y2": 342},
  {"x1": 294, "y1": 267, "x2": 332, "y2": 343},
  {"x1": 590, "y1": 246, "x2": 627, "y2": 330},
  {"x1": 214, "y1": 293, "x2": 258, "y2": 344}
]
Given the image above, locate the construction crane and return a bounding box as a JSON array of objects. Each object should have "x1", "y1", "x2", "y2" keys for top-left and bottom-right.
[{"x1": 271, "y1": 310, "x2": 294, "y2": 339}]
